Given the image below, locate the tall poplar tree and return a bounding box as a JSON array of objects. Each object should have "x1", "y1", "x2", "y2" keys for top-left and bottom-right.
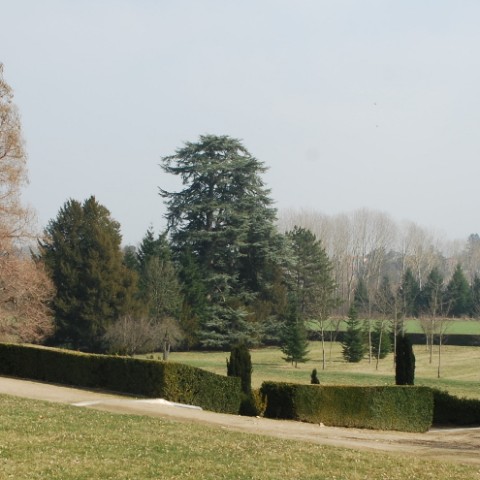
[
  {"x1": 40, "y1": 197, "x2": 137, "y2": 351},
  {"x1": 160, "y1": 134, "x2": 281, "y2": 348}
]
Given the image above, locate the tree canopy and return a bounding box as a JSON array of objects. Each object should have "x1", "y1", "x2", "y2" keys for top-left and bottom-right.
[
  {"x1": 160, "y1": 134, "x2": 282, "y2": 348},
  {"x1": 40, "y1": 196, "x2": 137, "y2": 351},
  {"x1": 0, "y1": 64, "x2": 54, "y2": 343}
]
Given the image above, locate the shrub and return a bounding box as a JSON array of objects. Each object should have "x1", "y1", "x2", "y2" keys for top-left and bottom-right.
[
  {"x1": 0, "y1": 343, "x2": 242, "y2": 414},
  {"x1": 432, "y1": 389, "x2": 480, "y2": 426},
  {"x1": 260, "y1": 382, "x2": 433, "y2": 432},
  {"x1": 227, "y1": 343, "x2": 252, "y2": 394}
]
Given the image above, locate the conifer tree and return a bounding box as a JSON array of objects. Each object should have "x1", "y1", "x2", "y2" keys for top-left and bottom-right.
[
  {"x1": 160, "y1": 134, "x2": 282, "y2": 348},
  {"x1": 280, "y1": 297, "x2": 310, "y2": 367},
  {"x1": 399, "y1": 268, "x2": 420, "y2": 317},
  {"x1": 40, "y1": 197, "x2": 137, "y2": 351},
  {"x1": 226, "y1": 343, "x2": 252, "y2": 394},
  {"x1": 445, "y1": 264, "x2": 472, "y2": 317},
  {"x1": 395, "y1": 334, "x2": 415, "y2": 385},
  {"x1": 342, "y1": 305, "x2": 365, "y2": 363}
]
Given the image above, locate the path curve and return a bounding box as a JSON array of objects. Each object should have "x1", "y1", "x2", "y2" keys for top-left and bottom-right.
[{"x1": 1, "y1": 376, "x2": 479, "y2": 465}]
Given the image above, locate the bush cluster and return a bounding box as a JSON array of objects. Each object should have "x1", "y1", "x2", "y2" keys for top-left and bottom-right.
[
  {"x1": 260, "y1": 382, "x2": 434, "y2": 432},
  {"x1": 0, "y1": 343, "x2": 242, "y2": 414}
]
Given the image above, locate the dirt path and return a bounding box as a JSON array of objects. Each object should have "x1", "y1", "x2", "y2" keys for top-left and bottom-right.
[{"x1": 1, "y1": 376, "x2": 479, "y2": 465}]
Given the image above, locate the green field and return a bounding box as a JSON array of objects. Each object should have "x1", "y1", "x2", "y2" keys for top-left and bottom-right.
[
  {"x1": 165, "y1": 342, "x2": 480, "y2": 400},
  {"x1": 1, "y1": 394, "x2": 479, "y2": 479},
  {"x1": 308, "y1": 318, "x2": 480, "y2": 335}
]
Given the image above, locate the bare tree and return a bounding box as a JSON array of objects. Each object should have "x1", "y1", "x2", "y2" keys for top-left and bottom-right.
[
  {"x1": 0, "y1": 64, "x2": 54, "y2": 342},
  {"x1": 104, "y1": 315, "x2": 183, "y2": 358}
]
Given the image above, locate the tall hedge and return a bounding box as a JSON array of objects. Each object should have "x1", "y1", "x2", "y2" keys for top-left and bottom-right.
[
  {"x1": 432, "y1": 389, "x2": 480, "y2": 426},
  {"x1": 260, "y1": 382, "x2": 433, "y2": 432},
  {"x1": 0, "y1": 343, "x2": 242, "y2": 414}
]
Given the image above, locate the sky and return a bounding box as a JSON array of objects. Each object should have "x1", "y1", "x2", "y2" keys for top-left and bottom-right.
[{"x1": 1, "y1": 1, "x2": 480, "y2": 246}]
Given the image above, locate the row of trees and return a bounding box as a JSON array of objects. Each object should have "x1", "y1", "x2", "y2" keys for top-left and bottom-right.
[
  {"x1": 37, "y1": 135, "x2": 339, "y2": 353},
  {"x1": 279, "y1": 209, "x2": 480, "y2": 314}
]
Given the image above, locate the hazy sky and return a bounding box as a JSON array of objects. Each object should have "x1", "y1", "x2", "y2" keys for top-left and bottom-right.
[{"x1": 2, "y1": 1, "x2": 480, "y2": 245}]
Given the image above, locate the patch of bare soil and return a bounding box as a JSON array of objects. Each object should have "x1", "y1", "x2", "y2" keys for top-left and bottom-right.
[{"x1": 1, "y1": 376, "x2": 479, "y2": 465}]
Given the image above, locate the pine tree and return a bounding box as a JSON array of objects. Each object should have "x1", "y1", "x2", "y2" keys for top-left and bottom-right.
[
  {"x1": 353, "y1": 277, "x2": 370, "y2": 315},
  {"x1": 136, "y1": 228, "x2": 182, "y2": 322},
  {"x1": 395, "y1": 335, "x2": 415, "y2": 385},
  {"x1": 342, "y1": 305, "x2": 365, "y2": 363},
  {"x1": 445, "y1": 264, "x2": 472, "y2": 317},
  {"x1": 280, "y1": 298, "x2": 310, "y2": 367},
  {"x1": 160, "y1": 134, "x2": 282, "y2": 348},
  {"x1": 40, "y1": 197, "x2": 137, "y2": 351},
  {"x1": 399, "y1": 268, "x2": 420, "y2": 317}
]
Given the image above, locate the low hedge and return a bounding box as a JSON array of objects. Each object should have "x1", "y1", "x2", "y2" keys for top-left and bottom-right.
[
  {"x1": 260, "y1": 382, "x2": 433, "y2": 432},
  {"x1": 0, "y1": 343, "x2": 242, "y2": 414},
  {"x1": 432, "y1": 389, "x2": 480, "y2": 426}
]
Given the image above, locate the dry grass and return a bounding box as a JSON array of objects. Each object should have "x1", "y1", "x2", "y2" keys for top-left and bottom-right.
[{"x1": 1, "y1": 394, "x2": 479, "y2": 479}]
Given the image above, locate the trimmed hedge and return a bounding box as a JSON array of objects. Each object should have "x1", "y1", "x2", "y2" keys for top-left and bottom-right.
[
  {"x1": 260, "y1": 382, "x2": 434, "y2": 432},
  {"x1": 0, "y1": 343, "x2": 242, "y2": 414},
  {"x1": 432, "y1": 389, "x2": 480, "y2": 426}
]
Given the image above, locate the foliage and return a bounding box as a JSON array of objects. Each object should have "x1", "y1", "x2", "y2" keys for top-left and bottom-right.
[
  {"x1": 103, "y1": 315, "x2": 182, "y2": 357},
  {"x1": 0, "y1": 342, "x2": 242, "y2": 413},
  {"x1": 280, "y1": 298, "x2": 310, "y2": 367},
  {"x1": 226, "y1": 343, "x2": 252, "y2": 394},
  {"x1": 353, "y1": 277, "x2": 370, "y2": 315},
  {"x1": 260, "y1": 382, "x2": 434, "y2": 432},
  {"x1": 445, "y1": 264, "x2": 472, "y2": 317},
  {"x1": 310, "y1": 368, "x2": 320, "y2": 384},
  {"x1": 160, "y1": 134, "x2": 282, "y2": 348},
  {"x1": 341, "y1": 305, "x2": 365, "y2": 362},
  {"x1": 399, "y1": 268, "x2": 420, "y2": 317},
  {"x1": 371, "y1": 320, "x2": 392, "y2": 359},
  {"x1": 420, "y1": 267, "x2": 445, "y2": 316},
  {"x1": 285, "y1": 226, "x2": 338, "y2": 320},
  {"x1": 432, "y1": 389, "x2": 480, "y2": 426},
  {"x1": 395, "y1": 335, "x2": 415, "y2": 385},
  {"x1": 135, "y1": 228, "x2": 183, "y2": 322},
  {"x1": 39, "y1": 197, "x2": 138, "y2": 352}
]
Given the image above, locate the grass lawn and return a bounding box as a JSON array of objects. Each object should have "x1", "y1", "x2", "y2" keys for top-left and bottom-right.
[
  {"x1": 165, "y1": 342, "x2": 480, "y2": 400},
  {"x1": 308, "y1": 318, "x2": 480, "y2": 335},
  {"x1": 1, "y1": 394, "x2": 479, "y2": 480}
]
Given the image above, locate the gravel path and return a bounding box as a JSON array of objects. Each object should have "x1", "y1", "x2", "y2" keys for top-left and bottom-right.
[{"x1": 1, "y1": 376, "x2": 479, "y2": 465}]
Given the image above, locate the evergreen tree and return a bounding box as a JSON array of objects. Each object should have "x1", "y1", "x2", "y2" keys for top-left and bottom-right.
[
  {"x1": 371, "y1": 320, "x2": 392, "y2": 359},
  {"x1": 470, "y1": 274, "x2": 480, "y2": 317},
  {"x1": 395, "y1": 335, "x2": 415, "y2": 385},
  {"x1": 420, "y1": 267, "x2": 444, "y2": 316},
  {"x1": 310, "y1": 368, "x2": 320, "y2": 384},
  {"x1": 353, "y1": 277, "x2": 370, "y2": 316},
  {"x1": 160, "y1": 134, "x2": 282, "y2": 348},
  {"x1": 280, "y1": 297, "x2": 310, "y2": 367},
  {"x1": 445, "y1": 264, "x2": 472, "y2": 317},
  {"x1": 399, "y1": 268, "x2": 420, "y2": 317},
  {"x1": 342, "y1": 305, "x2": 365, "y2": 363},
  {"x1": 285, "y1": 226, "x2": 338, "y2": 320},
  {"x1": 136, "y1": 228, "x2": 182, "y2": 322},
  {"x1": 40, "y1": 197, "x2": 137, "y2": 351},
  {"x1": 226, "y1": 343, "x2": 252, "y2": 394}
]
